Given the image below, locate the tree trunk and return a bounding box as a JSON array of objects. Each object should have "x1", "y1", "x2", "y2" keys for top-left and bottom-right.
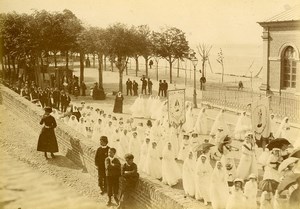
[
  {"x1": 12, "y1": 57, "x2": 16, "y2": 82},
  {"x1": 169, "y1": 60, "x2": 173, "y2": 84},
  {"x1": 66, "y1": 50, "x2": 69, "y2": 69},
  {"x1": 1, "y1": 56, "x2": 6, "y2": 79},
  {"x1": 145, "y1": 56, "x2": 149, "y2": 77},
  {"x1": 79, "y1": 52, "x2": 84, "y2": 84},
  {"x1": 177, "y1": 59, "x2": 180, "y2": 78},
  {"x1": 7, "y1": 55, "x2": 11, "y2": 82},
  {"x1": 135, "y1": 56, "x2": 139, "y2": 77},
  {"x1": 54, "y1": 52, "x2": 57, "y2": 68},
  {"x1": 98, "y1": 53, "x2": 103, "y2": 88},
  {"x1": 111, "y1": 60, "x2": 114, "y2": 72},
  {"x1": 104, "y1": 55, "x2": 107, "y2": 71},
  {"x1": 40, "y1": 55, "x2": 45, "y2": 81},
  {"x1": 93, "y1": 54, "x2": 96, "y2": 68},
  {"x1": 119, "y1": 70, "x2": 123, "y2": 93}
]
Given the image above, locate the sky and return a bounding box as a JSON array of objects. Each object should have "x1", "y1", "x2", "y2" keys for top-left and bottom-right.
[{"x1": 0, "y1": 0, "x2": 299, "y2": 47}]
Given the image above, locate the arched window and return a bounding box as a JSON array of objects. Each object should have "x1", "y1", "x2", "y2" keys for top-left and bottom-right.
[{"x1": 282, "y1": 46, "x2": 296, "y2": 89}]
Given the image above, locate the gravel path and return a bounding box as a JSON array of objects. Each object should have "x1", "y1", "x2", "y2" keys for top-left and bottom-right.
[{"x1": 0, "y1": 105, "x2": 112, "y2": 209}]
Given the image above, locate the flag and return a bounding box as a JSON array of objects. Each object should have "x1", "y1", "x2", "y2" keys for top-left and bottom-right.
[{"x1": 251, "y1": 97, "x2": 270, "y2": 138}]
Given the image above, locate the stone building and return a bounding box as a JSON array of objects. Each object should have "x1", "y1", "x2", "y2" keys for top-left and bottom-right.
[{"x1": 258, "y1": 5, "x2": 300, "y2": 96}]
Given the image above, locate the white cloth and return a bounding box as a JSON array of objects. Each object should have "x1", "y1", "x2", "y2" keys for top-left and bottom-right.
[
  {"x1": 234, "y1": 113, "x2": 252, "y2": 140},
  {"x1": 145, "y1": 146, "x2": 162, "y2": 179},
  {"x1": 275, "y1": 117, "x2": 290, "y2": 139},
  {"x1": 182, "y1": 154, "x2": 196, "y2": 196},
  {"x1": 210, "y1": 110, "x2": 229, "y2": 136},
  {"x1": 117, "y1": 132, "x2": 129, "y2": 159},
  {"x1": 183, "y1": 106, "x2": 194, "y2": 133},
  {"x1": 177, "y1": 139, "x2": 190, "y2": 161},
  {"x1": 263, "y1": 154, "x2": 281, "y2": 182},
  {"x1": 139, "y1": 140, "x2": 150, "y2": 172},
  {"x1": 244, "y1": 180, "x2": 258, "y2": 209},
  {"x1": 161, "y1": 144, "x2": 181, "y2": 186},
  {"x1": 128, "y1": 136, "x2": 141, "y2": 163},
  {"x1": 195, "y1": 156, "x2": 213, "y2": 202},
  {"x1": 91, "y1": 121, "x2": 102, "y2": 142},
  {"x1": 226, "y1": 189, "x2": 246, "y2": 209},
  {"x1": 210, "y1": 162, "x2": 229, "y2": 209},
  {"x1": 194, "y1": 108, "x2": 208, "y2": 135},
  {"x1": 236, "y1": 142, "x2": 258, "y2": 180}
]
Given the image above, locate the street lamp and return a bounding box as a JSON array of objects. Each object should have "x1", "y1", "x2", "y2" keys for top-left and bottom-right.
[{"x1": 191, "y1": 55, "x2": 198, "y2": 108}]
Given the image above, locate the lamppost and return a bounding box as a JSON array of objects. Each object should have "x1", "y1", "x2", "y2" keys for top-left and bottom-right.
[{"x1": 191, "y1": 55, "x2": 198, "y2": 108}]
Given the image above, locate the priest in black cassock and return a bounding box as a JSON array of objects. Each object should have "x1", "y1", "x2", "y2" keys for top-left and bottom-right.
[{"x1": 95, "y1": 136, "x2": 110, "y2": 195}]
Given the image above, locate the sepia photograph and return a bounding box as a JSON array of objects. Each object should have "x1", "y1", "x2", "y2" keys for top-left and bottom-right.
[{"x1": 0, "y1": 0, "x2": 300, "y2": 208}]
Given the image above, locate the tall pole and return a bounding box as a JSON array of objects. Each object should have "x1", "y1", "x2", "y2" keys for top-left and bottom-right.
[
  {"x1": 221, "y1": 62, "x2": 224, "y2": 84},
  {"x1": 193, "y1": 65, "x2": 197, "y2": 108}
]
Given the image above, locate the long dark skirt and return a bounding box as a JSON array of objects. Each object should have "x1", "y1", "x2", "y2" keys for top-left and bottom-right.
[
  {"x1": 37, "y1": 127, "x2": 59, "y2": 152},
  {"x1": 113, "y1": 100, "x2": 123, "y2": 113}
]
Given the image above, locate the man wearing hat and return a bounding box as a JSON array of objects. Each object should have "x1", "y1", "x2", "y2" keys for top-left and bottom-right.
[{"x1": 37, "y1": 107, "x2": 59, "y2": 159}]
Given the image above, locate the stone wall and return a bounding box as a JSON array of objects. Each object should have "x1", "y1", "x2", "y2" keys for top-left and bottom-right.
[{"x1": 0, "y1": 85, "x2": 202, "y2": 209}]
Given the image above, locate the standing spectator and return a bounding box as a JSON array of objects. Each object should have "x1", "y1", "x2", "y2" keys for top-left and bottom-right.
[
  {"x1": 118, "y1": 154, "x2": 139, "y2": 209},
  {"x1": 113, "y1": 92, "x2": 124, "y2": 113},
  {"x1": 149, "y1": 60, "x2": 153, "y2": 69},
  {"x1": 60, "y1": 91, "x2": 70, "y2": 112},
  {"x1": 132, "y1": 80, "x2": 138, "y2": 96},
  {"x1": 30, "y1": 87, "x2": 39, "y2": 102},
  {"x1": 238, "y1": 81, "x2": 244, "y2": 90},
  {"x1": 95, "y1": 136, "x2": 110, "y2": 195},
  {"x1": 140, "y1": 75, "x2": 147, "y2": 95},
  {"x1": 37, "y1": 107, "x2": 58, "y2": 159},
  {"x1": 158, "y1": 80, "x2": 163, "y2": 96},
  {"x1": 126, "y1": 79, "x2": 132, "y2": 96},
  {"x1": 163, "y1": 80, "x2": 168, "y2": 97},
  {"x1": 81, "y1": 81, "x2": 87, "y2": 96},
  {"x1": 38, "y1": 88, "x2": 46, "y2": 108},
  {"x1": 52, "y1": 87, "x2": 60, "y2": 109},
  {"x1": 148, "y1": 78, "x2": 153, "y2": 95},
  {"x1": 105, "y1": 148, "x2": 121, "y2": 206}
]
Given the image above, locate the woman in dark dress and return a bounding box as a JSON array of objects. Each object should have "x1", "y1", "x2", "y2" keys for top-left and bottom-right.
[
  {"x1": 37, "y1": 107, "x2": 59, "y2": 159},
  {"x1": 113, "y1": 92, "x2": 124, "y2": 113}
]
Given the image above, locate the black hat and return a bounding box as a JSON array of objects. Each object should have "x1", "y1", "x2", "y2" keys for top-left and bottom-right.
[{"x1": 44, "y1": 106, "x2": 52, "y2": 113}]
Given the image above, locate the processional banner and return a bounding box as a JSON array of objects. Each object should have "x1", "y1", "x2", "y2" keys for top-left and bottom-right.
[
  {"x1": 168, "y1": 89, "x2": 185, "y2": 126},
  {"x1": 251, "y1": 97, "x2": 270, "y2": 138}
]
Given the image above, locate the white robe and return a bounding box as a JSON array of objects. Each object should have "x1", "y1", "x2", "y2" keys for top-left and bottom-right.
[
  {"x1": 244, "y1": 180, "x2": 258, "y2": 209},
  {"x1": 184, "y1": 106, "x2": 194, "y2": 133},
  {"x1": 195, "y1": 158, "x2": 213, "y2": 201},
  {"x1": 275, "y1": 118, "x2": 290, "y2": 139},
  {"x1": 117, "y1": 133, "x2": 129, "y2": 159},
  {"x1": 77, "y1": 121, "x2": 88, "y2": 137},
  {"x1": 226, "y1": 189, "x2": 246, "y2": 209},
  {"x1": 210, "y1": 165, "x2": 229, "y2": 209},
  {"x1": 177, "y1": 139, "x2": 190, "y2": 161},
  {"x1": 145, "y1": 147, "x2": 162, "y2": 179},
  {"x1": 128, "y1": 136, "x2": 141, "y2": 163},
  {"x1": 139, "y1": 141, "x2": 150, "y2": 172},
  {"x1": 236, "y1": 142, "x2": 258, "y2": 180},
  {"x1": 194, "y1": 108, "x2": 208, "y2": 135},
  {"x1": 210, "y1": 110, "x2": 229, "y2": 136},
  {"x1": 91, "y1": 122, "x2": 102, "y2": 143},
  {"x1": 234, "y1": 113, "x2": 252, "y2": 140},
  {"x1": 182, "y1": 156, "x2": 196, "y2": 196},
  {"x1": 161, "y1": 145, "x2": 181, "y2": 186}
]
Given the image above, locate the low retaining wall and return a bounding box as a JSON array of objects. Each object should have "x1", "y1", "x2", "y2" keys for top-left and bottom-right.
[{"x1": 0, "y1": 85, "x2": 201, "y2": 209}]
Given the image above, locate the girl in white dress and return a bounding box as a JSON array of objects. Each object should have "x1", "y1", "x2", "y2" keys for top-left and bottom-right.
[
  {"x1": 195, "y1": 154, "x2": 213, "y2": 205},
  {"x1": 139, "y1": 138, "x2": 150, "y2": 173},
  {"x1": 244, "y1": 174, "x2": 258, "y2": 209},
  {"x1": 236, "y1": 133, "x2": 258, "y2": 180},
  {"x1": 184, "y1": 104, "x2": 194, "y2": 133},
  {"x1": 177, "y1": 134, "x2": 190, "y2": 161},
  {"x1": 234, "y1": 111, "x2": 251, "y2": 140},
  {"x1": 161, "y1": 142, "x2": 181, "y2": 186},
  {"x1": 226, "y1": 179, "x2": 246, "y2": 209},
  {"x1": 77, "y1": 117, "x2": 88, "y2": 137},
  {"x1": 182, "y1": 151, "x2": 196, "y2": 197},
  {"x1": 128, "y1": 132, "x2": 141, "y2": 163},
  {"x1": 210, "y1": 109, "x2": 229, "y2": 137},
  {"x1": 145, "y1": 141, "x2": 162, "y2": 179},
  {"x1": 91, "y1": 118, "x2": 102, "y2": 142},
  {"x1": 275, "y1": 117, "x2": 290, "y2": 139},
  {"x1": 68, "y1": 115, "x2": 78, "y2": 128},
  {"x1": 210, "y1": 161, "x2": 229, "y2": 209},
  {"x1": 194, "y1": 107, "x2": 208, "y2": 135},
  {"x1": 117, "y1": 129, "x2": 129, "y2": 159}
]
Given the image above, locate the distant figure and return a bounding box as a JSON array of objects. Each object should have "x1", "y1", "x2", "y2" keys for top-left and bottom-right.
[
  {"x1": 37, "y1": 107, "x2": 58, "y2": 159},
  {"x1": 148, "y1": 78, "x2": 153, "y2": 95},
  {"x1": 158, "y1": 80, "x2": 163, "y2": 96},
  {"x1": 126, "y1": 79, "x2": 133, "y2": 96},
  {"x1": 113, "y1": 92, "x2": 124, "y2": 113},
  {"x1": 132, "y1": 80, "x2": 138, "y2": 96},
  {"x1": 238, "y1": 81, "x2": 244, "y2": 90},
  {"x1": 140, "y1": 75, "x2": 147, "y2": 94},
  {"x1": 86, "y1": 57, "x2": 91, "y2": 67},
  {"x1": 81, "y1": 81, "x2": 87, "y2": 96},
  {"x1": 149, "y1": 60, "x2": 154, "y2": 69},
  {"x1": 162, "y1": 80, "x2": 168, "y2": 97}
]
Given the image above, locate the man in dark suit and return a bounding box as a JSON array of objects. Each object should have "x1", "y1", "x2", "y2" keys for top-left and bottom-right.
[
  {"x1": 163, "y1": 80, "x2": 168, "y2": 97},
  {"x1": 95, "y1": 136, "x2": 110, "y2": 195},
  {"x1": 158, "y1": 80, "x2": 162, "y2": 96},
  {"x1": 140, "y1": 75, "x2": 147, "y2": 95},
  {"x1": 105, "y1": 148, "x2": 121, "y2": 206},
  {"x1": 52, "y1": 87, "x2": 60, "y2": 109},
  {"x1": 132, "y1": 80, "x2": 138, "y2": 96},
  {"x1": 148, "y1": 78, "x2": 153, "y2": 95},
  {"x1": 126, "y1": 79, "x2": 132, "y2": 96}
]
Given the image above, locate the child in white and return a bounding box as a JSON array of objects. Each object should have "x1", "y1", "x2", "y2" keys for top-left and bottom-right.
[
  {"x1": 182, "y1": 151, "x2": 196, "y2": 197},
  {"x1": 145, "y1": 141, "x2": 162, "y2": 179},
  {"x1": 244, "y1": 174, "x2": 258, "y2": 209}
]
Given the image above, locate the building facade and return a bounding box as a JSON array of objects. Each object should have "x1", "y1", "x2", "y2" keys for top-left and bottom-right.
[{"x1": 258, "y1": 5, "x2": 300, "y2": 96}]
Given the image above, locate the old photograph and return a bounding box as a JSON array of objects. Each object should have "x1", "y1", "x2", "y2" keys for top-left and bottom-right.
[{"x1": 0, "y1": 0, "x2": 300, "y2": 208}]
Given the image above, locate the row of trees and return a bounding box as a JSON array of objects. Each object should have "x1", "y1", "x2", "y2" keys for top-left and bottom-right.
[{"x1": 0, "y1": 10, "x2": 192, "y2": 93}]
